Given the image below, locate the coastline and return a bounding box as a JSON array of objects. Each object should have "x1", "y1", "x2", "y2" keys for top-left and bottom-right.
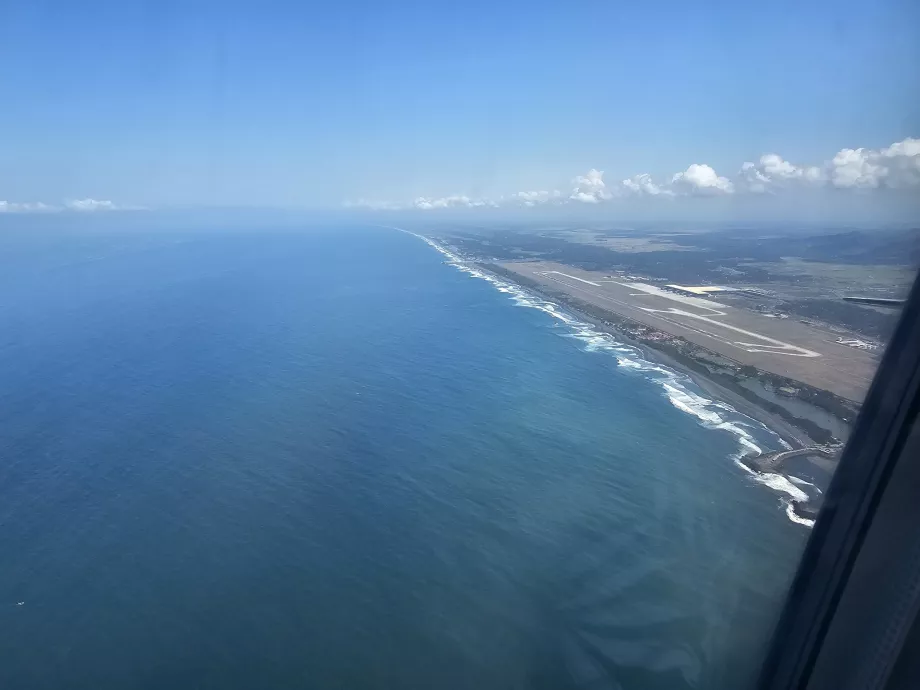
[
  {"x1": 598, "y1": 325, "x2": 810, "y2": 450},
  {"x1": 464, "y1": 261, "x2": 847, "y2": 525},
  {"x1": 562, "y1": 303, "x2": 808, "y2": 449},
  {"x1": 406, "y1": 229, "x2": 852, "y2": 526},
  {"x1": 476, "y1": 261, "x2": 855, "y2": 452}
]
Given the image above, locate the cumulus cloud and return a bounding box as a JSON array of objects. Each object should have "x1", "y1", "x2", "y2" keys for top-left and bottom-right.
[
  {"x1": 739, "y1": 154, "x2": 825, "y2": 192},
  {"x1": 346, "y1": 135, "x2": 918, "y2": 211},
  {"x1": 65, "y1": 198, "x2": 119, "y2": 211},
  {"x1": 883, "y1": 138, "x2": 920, "y2": 158},
  {"x1": 413, "y1": 195, "x2": 495, "y2": 210},
  {"x1": 511, "y1": 190, "x2": 562, "y2": 206},
  {"x1": 831, "y1": 148, "x2": 889, "y2": 188},
  {"x1": 738, "y1": 162, "x2": 772, "y2": 193},
  {"x1": 0, "y1": 198, "x2": 143, "y2": 213},
  {"x1": 570, "y1": 169, "x2": 611, "y2": 202},
  {"x1": 570, "y1": 169, "x2": 612, "y2": 203},
  {"x1": 831, "y1": 138, "x2": 920, "y2": 189},
  {"x1": 881, "y1": 138, "x2": 920, "y2": 188},
  {"x1": 0, "y1": 201, "x2": 56, "y2": 213},
  {"x1": 762, "y1": 154, "x2": 805, "y2": 180},
  {"x1": 621, "y1": 173, "x2": 672, "y2": 196},
  {"x1": 671, "y1": 164, "x2": 734, "y2": 195}
]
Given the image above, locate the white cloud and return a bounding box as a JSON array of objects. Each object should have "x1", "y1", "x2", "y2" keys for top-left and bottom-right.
[
  {"x1": 878, "y1": 138, "x2": 920, "y2": 188},
  {"x1": 621, "y1": 173, "x2": 671, "y2": 196},
  {"x1": 0, "y1": 199, "x2": 144, "y2": 214},
  {"x1": 346, "y1": 135, "x2": 919, "y2": 211},
  {"x1": 830, "y1": 148, "x2": 887, "y2": 188},
  {"x1": 739, "y1": 154, "x2": 825, "y2": 192},
  {"x1": 0, "y1": 201, "x2": 56, "y2": 213},
  {"x1": 761, "y1": 154, "x2": 803, "y2": 180},
  {"x1": 671, "y1": 164, "x2": 734, "y2": 195},
  {"x1": 511, "y1": 190, "x2": 562, "y2": 206},
  {"x1": 830, "y1": 138, "x2": 920, "y2": 189},
  {"x1": 65, "y1": 198, "x2": 118, "y2": 211},
  {"x1": 803, "y1": 166, "x2": 826, "y2": 184},
  {"x1": 882, "y1": 138, "x2": 920, "y2": 158},
  {"x1": 413, "y1": 195, "x2": 495, "y2": 210},
  {"x1": 570, "y1": 169, "x2": 612, "y2": 203},
  {"x1": 739, "y1": 162, "x2": 772, "y2": 193}
]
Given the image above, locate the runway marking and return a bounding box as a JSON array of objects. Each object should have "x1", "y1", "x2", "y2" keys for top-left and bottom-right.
[
  {"x1": 639, "y1": 307, "x2": 820, "y2": 357},
  {"x1": 541, "y1": 271, "x2": 601, "y2": 286},
  {"x1": 534, "y1": 271, "x2": 821, "y2": 358},
  {"x1": 617, "y1": 281, "x2": 819, "y2": 357},
  {"x1": 619, "y1": 281, "x2": 727, "y2": 311}
]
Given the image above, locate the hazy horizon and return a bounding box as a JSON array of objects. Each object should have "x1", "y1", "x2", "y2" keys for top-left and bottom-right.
[{"x1": 2, "y1": 0, "x2": 918, "y2": 223}]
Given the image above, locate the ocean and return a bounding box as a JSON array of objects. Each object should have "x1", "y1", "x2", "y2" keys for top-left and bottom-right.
[{"x1": 0, "y1": 224, "x2": 810, "y2": 689}]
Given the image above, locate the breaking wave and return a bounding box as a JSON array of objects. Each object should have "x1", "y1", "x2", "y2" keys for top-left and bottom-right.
[{"x1": 406, "y1": 230, "x2": 815, "y2": 527}]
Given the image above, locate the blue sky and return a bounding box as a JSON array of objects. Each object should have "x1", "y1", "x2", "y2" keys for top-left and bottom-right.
[{"x1": 1, "y1": 0, "x2": 918, "y2": 218}]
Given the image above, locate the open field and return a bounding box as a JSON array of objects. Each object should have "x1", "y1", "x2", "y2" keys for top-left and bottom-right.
[
  {"x1": 499, "y1": 261, "x2": 879, "y2": 402},
  {"x1": 440, "y1": 226, "x2": 917, "y2": 341}
]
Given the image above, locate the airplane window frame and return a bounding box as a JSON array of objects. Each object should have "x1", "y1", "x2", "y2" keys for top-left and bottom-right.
[{"x1": 757, "y1": 271, "x2": 920, "y2": 690}]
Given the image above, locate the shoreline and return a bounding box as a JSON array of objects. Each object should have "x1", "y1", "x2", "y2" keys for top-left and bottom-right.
[
  {"x1": 600, "y1": 325, "x2": 810, "y2": 450},
  {"x1": 462, "y1": 260, "x2": 858, "y2": 521},
  {"x1": 464, "y1": 262, "x2": 844, "y2": 522},
  {"x1": 407, "y1": 230, "x2": 850, "y2": 525},
  {"x1": 584, "y1": 312, "x2": 808, "y2": 449},
  {"x1": 476, "y1": 261, "x2": 854, "y2": 452}
]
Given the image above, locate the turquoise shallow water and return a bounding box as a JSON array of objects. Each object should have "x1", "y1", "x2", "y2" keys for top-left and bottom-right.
[{"x1": 0, "y1": 225, "x2": 808, "y2": 689}]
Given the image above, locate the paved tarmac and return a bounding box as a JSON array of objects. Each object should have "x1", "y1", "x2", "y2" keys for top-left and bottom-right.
[{"x1": 500, "y1": 261, "x2": 878, "y2": 402}]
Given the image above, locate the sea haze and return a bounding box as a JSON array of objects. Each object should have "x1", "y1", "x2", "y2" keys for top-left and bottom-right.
[{"x1": 0, "y1": 225, "x2": 808, "y2": 689}]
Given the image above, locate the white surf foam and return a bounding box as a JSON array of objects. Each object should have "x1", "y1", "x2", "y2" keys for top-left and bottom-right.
[
  {"x1": 789, "y1": 476, "x2": 821, "y2": 493},
  {"x1": 406, "y1": 230, "x2": 815, "y2": 528},
  {"x1": 753, "y1": 472, "x2": 809, "y2": 503},
  {"x1": 784, "y1": 500, "x2": 816, "y2": 528}
]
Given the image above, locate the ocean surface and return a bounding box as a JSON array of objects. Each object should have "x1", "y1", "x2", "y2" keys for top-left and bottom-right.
[{"x1": 0, "y1": 224, "x2": 811, "y2": 689}]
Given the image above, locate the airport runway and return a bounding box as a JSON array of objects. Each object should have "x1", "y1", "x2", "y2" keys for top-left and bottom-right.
[{"x1": 500, "y1": 261, "x2": 878, "y2": 402}]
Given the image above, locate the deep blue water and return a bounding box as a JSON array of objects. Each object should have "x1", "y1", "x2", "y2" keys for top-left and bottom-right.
[{"x1": 0, "y1": 225, "x2": 808, "y2": 689}]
